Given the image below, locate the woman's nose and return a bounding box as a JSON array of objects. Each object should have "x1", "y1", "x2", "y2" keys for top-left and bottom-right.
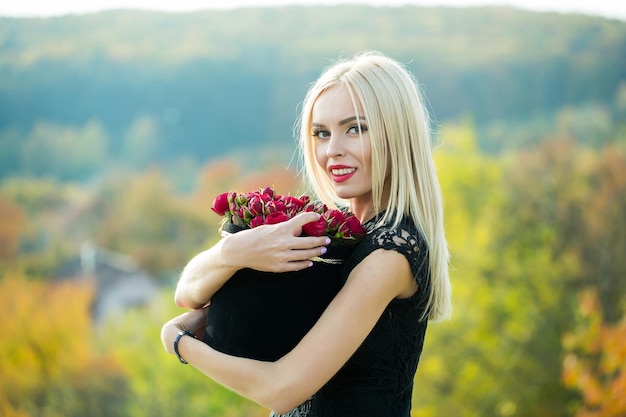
[{"x1": 326, "y1": 134, "x2": 345, "y2": 158}]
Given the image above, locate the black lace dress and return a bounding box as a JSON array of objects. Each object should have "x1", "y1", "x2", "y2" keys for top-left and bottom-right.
[{"x1": 271, "y1": 215, "x2": 431, "y2": 417}]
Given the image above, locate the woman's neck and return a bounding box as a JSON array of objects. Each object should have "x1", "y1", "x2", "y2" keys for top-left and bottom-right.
[
  {"x1": 349, "y1": 200, "x2": 381, "y2": 224},
  {"x1": 349, "y1": 188, "x2": 389, "y2": 224}
]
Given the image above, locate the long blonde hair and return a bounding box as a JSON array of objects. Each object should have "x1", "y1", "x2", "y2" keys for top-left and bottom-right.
[{"x1": 297, "y1": 51, "x2": 452, "y2": 322}]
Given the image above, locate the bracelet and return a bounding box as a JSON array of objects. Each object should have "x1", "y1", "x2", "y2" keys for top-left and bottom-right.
[{"x1": 173, "y1": 330, "x2": 197, "y2": 364}]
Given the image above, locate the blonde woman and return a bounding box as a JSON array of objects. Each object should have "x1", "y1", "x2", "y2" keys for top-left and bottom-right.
[{"x1": 162, "y1": 51, "x2": 452, "y2": 416}]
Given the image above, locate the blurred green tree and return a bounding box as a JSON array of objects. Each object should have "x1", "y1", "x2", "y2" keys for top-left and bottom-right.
[{"x1": 20, "y1": 120, "x2": 110, "y2": 181}]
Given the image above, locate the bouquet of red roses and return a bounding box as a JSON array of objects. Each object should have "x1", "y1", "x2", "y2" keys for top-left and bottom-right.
[
  {"x1": 204, "y1": 187, "x2": 367, "y2": 361},
  {"x1": 211, "y1": 186, "x2": 366, "y2": 245}
]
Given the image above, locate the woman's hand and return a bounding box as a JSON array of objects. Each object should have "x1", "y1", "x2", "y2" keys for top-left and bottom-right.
[
  {"x1": 224, "y1": 211, "x2": 331, "y2": 273},
  {"x1": 161, "y1": 307, "x2": 209, "y2": 355}
]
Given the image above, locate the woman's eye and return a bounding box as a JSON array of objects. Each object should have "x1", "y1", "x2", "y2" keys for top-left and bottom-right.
[
  {"x1": 348, "y1": 125, "x2": 368, "y2": 135},
  {"x1": 313, "y1": 129, "x2": 330, "y2": 139}
]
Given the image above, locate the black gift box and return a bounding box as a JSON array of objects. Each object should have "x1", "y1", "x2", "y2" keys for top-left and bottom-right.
[{"x1": 203, "y1": 223, "x2": 352, "y2": 361}]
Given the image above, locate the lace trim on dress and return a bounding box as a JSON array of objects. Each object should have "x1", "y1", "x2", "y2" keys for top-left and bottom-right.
[{"x1": 269, "y1": 398, "x2": 311, "y2": 417}]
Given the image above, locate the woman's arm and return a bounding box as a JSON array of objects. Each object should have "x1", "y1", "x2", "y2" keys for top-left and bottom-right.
[
  {"x1": 174, "y1": 212, "x2": 332, "y2": 309},
  {"x1": 163, "y1": 248, "x2": 417, "y2": 413}
]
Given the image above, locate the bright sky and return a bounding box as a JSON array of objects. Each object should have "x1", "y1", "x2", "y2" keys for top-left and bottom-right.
[{"x1": 1, "y1": 0, "x2": 625, "y2": 21}]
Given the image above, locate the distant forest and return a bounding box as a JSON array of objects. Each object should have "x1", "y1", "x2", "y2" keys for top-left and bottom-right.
[{"x1": 0, "y1": 5, "x2": 625, "y2": 182}]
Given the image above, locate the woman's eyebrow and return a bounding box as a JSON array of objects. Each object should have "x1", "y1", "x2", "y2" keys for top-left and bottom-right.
[
  {"x1": 311, "y1": 116, "x2": 366, "y2": 128},
  {"x1": 338, "y1": 115, "x2": 366, "y2": 125}
]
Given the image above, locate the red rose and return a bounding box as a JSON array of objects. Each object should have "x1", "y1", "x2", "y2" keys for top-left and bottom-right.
[
  {"x1": 302, "y1": 216, "x2": 327, "y2": 237},
  {"x1": 266, "y1": 200, "x2": 287, "y2": 215},
  {"x1": 211, "y1": 192, "x2": 230, "y2": 216},
  {"x1": 325, "y1": 209, "x2": 345, "y2": 231},
  {"x1": 265, "y1": 212, "x2": 289, "y2": 225},
  {"x1": 337, "y1": 222, "x2": 352, "y2": 238},
  {"x1": 249, "y1": 216, "x2": 265, "y2": 228},
  {"x1": 344, "y1": 214, "x2": 366, "y2": 235},
  {"x1": 298, "y1": 195, "x2": 311, "y2": 206},
  {"x1": 260, "y1": 186, "x2": 275, "y2": 199},
  {"x1": 229, "y1": 191, "x2": 238, "y2": 212},
  {"x1": 284, "y1": 196, "x2": 307, "y2": 216},
  {"x1": 248, "y1": 195, "x2": 264, "y2": 216},
  {"x1": 305, "y1": 201, "x2": 327, "y2": 215}
]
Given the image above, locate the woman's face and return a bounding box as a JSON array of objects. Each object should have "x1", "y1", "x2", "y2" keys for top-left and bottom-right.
[{"x1": 311, "y1": 85, "x2": 373, "y2": 203}]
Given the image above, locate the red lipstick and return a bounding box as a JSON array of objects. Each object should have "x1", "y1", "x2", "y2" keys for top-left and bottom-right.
[{"x1": 329, "y1": 165, "x2": 356, "y2": 183}]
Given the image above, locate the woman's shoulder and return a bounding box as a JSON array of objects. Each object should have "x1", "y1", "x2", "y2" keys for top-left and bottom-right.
[{"x1": 344, "y1": 214, "x2": 429, "y2": 291}]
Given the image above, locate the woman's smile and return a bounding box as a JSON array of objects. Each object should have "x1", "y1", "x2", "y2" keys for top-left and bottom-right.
[{"x1": 329, "y1": 164, "x2": 357, "y2": 182}]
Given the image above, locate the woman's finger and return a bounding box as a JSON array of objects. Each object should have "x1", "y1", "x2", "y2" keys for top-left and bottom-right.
[
  {"x1": 290, "y1": 236, "x2": 330, "y2": 251},
  {"x1": 275, "y1": 259, "x2": 315, "y2": 273},
  {"x1": 282, "y1": 212, "x2": 331, "y2": 248},
  {"x1": 284, "y1": 211, "x2": 323, "y2": 235}
]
